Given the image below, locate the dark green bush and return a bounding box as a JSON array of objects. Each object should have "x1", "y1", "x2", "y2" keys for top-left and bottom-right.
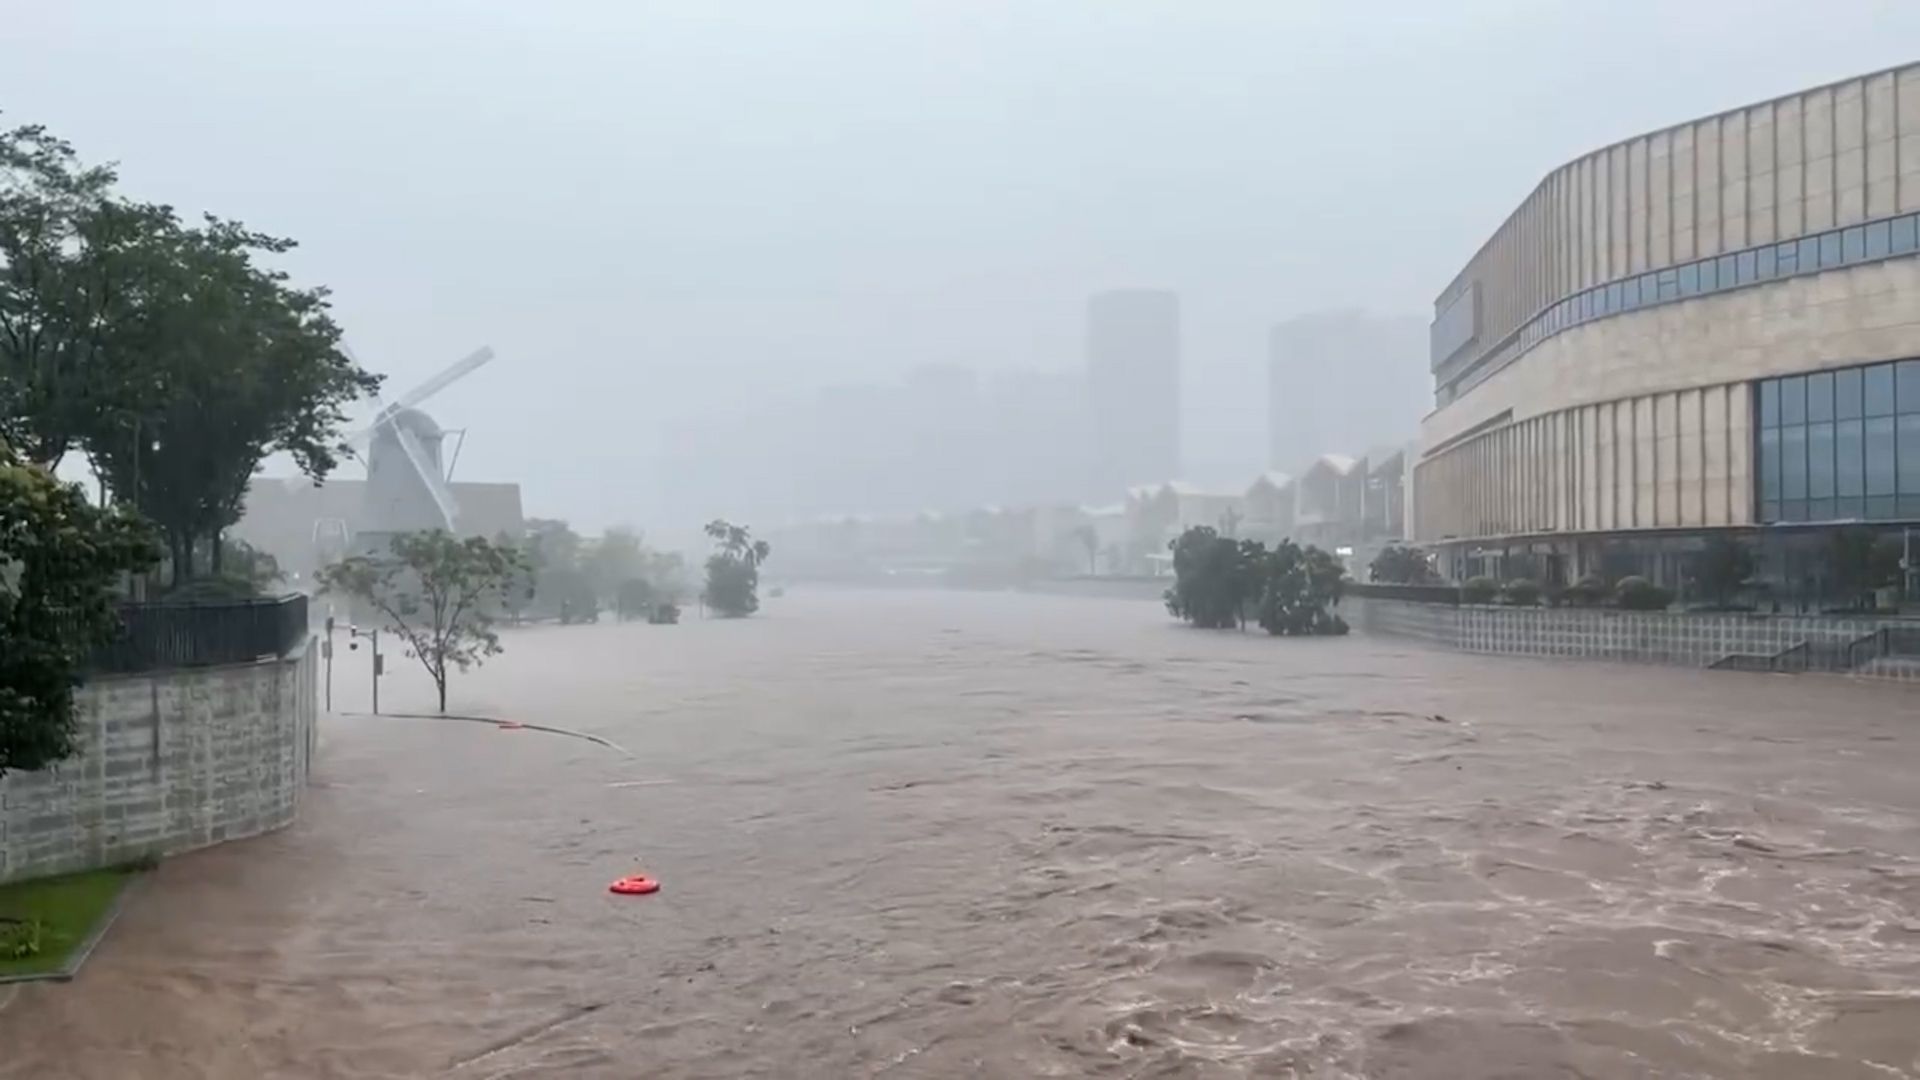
[
  {"x1": 1461, "y1": 576, "x2": 1499, "y2": 604},
  {"x1": 1501, "y1": 578, "x2": 1542, "y2": 606},
  {"x1": 1614, "y1": 575, "x2": 1674, "y2": 611},
  {"x1": 1563, "y1": 573, "x2": 1609, "y2": 607}
]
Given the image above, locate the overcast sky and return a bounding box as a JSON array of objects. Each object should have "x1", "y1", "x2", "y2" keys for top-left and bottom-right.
[{"x1": 9, "y1": 1, "x2": 1919, "y2": 531}]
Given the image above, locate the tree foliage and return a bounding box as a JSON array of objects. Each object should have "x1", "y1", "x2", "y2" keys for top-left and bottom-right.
[
  {"x1": 0, "y1": 446, "x2": 158, "y2": 777},
  {"x1": 703, "y1": 519, "x2": 771, "y2": 618},
  {"x1": 1827, "y1": 527, "x2": 1902, "y2": 605},
  {"x1": 1368, "y1": 544, "x2": 1435, "y2": 584},
  {"x1": 319, "y1": 531, "x2": 527, "y2": 713},
  {"x1": 1163, "y1": 527, "x2": 1347, "y2": 636},
  {"x1": 1, "y1": 118, "x2": 379, "y2": 583},
  {"x1": 1691, "y1": 535, "x2": 1755, "y2": 608}
]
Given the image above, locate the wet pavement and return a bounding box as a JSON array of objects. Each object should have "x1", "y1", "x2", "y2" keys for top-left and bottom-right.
[{"x1": 4, "y1": 588, "x2": 1919, "y2": 1078}]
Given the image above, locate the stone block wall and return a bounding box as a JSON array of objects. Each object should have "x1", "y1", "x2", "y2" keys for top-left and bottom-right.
[
  {"x1": 0, "y1": 642, "x2": 317, "y2": 884},
  {"x1": 1351, "y1": 597, "x2": 1918, "y2": 681}
]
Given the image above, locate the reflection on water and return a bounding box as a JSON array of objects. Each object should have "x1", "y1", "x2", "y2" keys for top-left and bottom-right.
[{"x1": 4, "y1": 589, "x2": 1919, "y2": 1078}]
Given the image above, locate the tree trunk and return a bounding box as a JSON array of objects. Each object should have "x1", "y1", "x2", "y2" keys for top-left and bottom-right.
[
  {"x1": 210, "y1": 531, "x2": 224, "y2": 575},
  {"x1": 436, "y1": 674, "x2": 447, "y2": 713}
]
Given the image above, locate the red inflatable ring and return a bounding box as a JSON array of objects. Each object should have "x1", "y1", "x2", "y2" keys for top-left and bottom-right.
[{"x1": 609, "y1": 875, "x2": 660, "y2": 895}]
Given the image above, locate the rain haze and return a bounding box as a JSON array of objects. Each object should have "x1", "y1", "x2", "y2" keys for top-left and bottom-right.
[
  {"x1": 10, "y1": 1, "x2": 1920, "y2": 534},
  {"x1": 10, "y1": 6, "x2": 1920, "y2": 1079}
]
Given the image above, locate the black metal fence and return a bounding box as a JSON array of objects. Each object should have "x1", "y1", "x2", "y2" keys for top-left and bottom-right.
[{"x1": 88, "y1": 594, "x2": 311, "y2": 674}]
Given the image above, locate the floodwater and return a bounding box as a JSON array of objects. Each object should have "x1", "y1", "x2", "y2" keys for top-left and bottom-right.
[{"x1": 4, "y1": 589, "x2": 1920, "y2": 1079}]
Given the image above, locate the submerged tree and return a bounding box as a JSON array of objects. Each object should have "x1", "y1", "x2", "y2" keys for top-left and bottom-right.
[
  {"x1": 0, "y1": 446, "x2": 158, "y2": 777},
  {"x1": 1165, "y1": 526, "x2": 1347, "y2": 636},
  {"x1": 319, "y1": 531, "x2": 527, "y2": 712},
  {"x1": 703, "y1": 519, "x2": 771, "y2": 618}
]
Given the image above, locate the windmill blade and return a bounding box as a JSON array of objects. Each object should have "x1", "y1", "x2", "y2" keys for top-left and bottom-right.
[
  {"x1": 394, "y1": 424, "x2": 460, "y2": 530},
  {"x1": 342, "y1": 346, "x2": 494, "y2": 449},
  {"x1": 390, "y1": 346, "x2": 494, "y2": 413}
]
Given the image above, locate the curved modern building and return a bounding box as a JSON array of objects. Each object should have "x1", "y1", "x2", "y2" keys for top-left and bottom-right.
[{"x1": 1413, "y1": 63, "x2": 1920, "y2": 597}]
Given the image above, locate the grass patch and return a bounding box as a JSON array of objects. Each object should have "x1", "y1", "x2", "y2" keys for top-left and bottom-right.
[{"x1": 0, "y1": 868, "x2": 134, "y2": 979}]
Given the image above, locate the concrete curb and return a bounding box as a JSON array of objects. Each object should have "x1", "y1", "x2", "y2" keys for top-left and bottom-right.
[
  {"x1": 0, "y1": 870, "x2": 143, "y2": 986},
  {"x1": 336, "y1": 711, "x2": 632, "y2": 757}
]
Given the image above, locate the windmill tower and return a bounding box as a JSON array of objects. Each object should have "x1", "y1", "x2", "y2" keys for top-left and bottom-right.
[{"x1": 341, "y1": 346, "x2": 496, "y2": 555}]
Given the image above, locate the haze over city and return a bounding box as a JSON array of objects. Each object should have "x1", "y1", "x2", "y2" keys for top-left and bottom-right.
[{"x1": 11, "y1": 1, "x2": 1920, "y2": 535}]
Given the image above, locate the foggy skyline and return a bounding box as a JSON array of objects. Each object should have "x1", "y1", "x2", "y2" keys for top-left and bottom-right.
[{"x1": 10, "y1": 2, "x2": 1920, "y2": 532}]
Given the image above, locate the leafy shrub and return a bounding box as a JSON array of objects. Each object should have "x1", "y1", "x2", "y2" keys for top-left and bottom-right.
[
  {"x1": 1562, "y1": 573, "x2": 1609, "y2": 607},
  {"x1": 1461, "y1": 576, "x2": 1499, "y2": 604},
  {"x1": 1501, "y1": 578, "x2": 1542, "y2": 606},
  {"x1": 0, "y1": 918, "x2": 43, "y2": 959},
  {"x1": 1614, "y1": 575, "x2": 1673, "y2": 611}
]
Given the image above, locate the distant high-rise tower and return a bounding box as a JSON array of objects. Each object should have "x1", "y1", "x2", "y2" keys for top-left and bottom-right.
[{"x1": 1086, "y1": 289, "x2": 1180, "y2": 494}]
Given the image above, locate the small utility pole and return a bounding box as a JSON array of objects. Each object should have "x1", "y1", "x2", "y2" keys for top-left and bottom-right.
[
  {"x1": 349, "y1": 625, "x2": 383, "y2": 715},
  {"x1": 322, "y1": 614, "x2": 335, "y2": 712}
]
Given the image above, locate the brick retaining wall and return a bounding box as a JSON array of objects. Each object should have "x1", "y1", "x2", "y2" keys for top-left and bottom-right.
[
  {"x1": 0, "y1": 641, "x2": 318, "y2": 883},
  {"x1": 1350, "y1": 597, "x2": 1919, "y2": 682}
]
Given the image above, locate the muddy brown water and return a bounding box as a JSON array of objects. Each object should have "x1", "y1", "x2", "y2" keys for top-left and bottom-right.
[{"x1": 4, "y1": 589, "x2": 1920, "y2": 1078}]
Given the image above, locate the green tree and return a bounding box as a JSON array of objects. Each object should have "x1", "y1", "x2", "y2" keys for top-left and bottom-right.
[
  {"x1": 318, "y1": 531, "x2": 527, "y2": 713},
  {"x1": 0, "y1": 121, "x2": 147, "y2": 467},
  {"x1": 703, "y1": 519, "x2": 771, "y2": 618},
  {"x1": 1164, "y1": 526, "x2": 1247, "y2": 630},
  {"x1": 585, "y1": 526, "x2": 646, "y2": 603},
  {"x1": 1369, "y1": 544, "x2": 1436, "y2": 584},
  {"x1": 1691, "y1": 535, "x2": 1755, "y2": 608},
  {"x1": 1251, "y1": 538, "x2": 1349, "y2": 636},
  {"x1": 85, "y1": 215, "x2": 378, "y2": 583},
  {"x1": 1827, "y1": 528, "x2": 1902, "y2": 608},
  {"x1": 0, "y1": 446, "x2": 158, "y2": 777},
  {"x1": 1072, "y1": 524, "x2": 1099, "y2": 575}
]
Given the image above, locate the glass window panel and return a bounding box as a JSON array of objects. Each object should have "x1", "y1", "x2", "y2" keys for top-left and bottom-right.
[
  {"x1": 1638, "y1": 275, "x2": 1657, "y2": 305},
  {"x1": 1798, "y1": 235, "x2": 1820, "y2": 267},
  {"x1": 1837, "y1": 418, "x2": 1865, "y2": 496},
  {"x1": 1698, "y1": 257, "x2": 1719, "y2": 291},
  {"x1": 1759, "y1": 379, "x2": 1780, "y2": 426},
  {"x1": 1759, "y1": 426, "x2": 1782, "y2": 498},
  {"x1": 1779, "y1": 374, "x2": 1806, "y2": 424},
  {"x1": 1866, "y1": 495, "x2": 1897, "y2": 520},
  {"x1": 1678, "y1": 263, "x2": 1699, "y2": 295},
  {"x1": 1808, "y1": 422, "x2": 1835, "y2": 497},
  {"x1": 1754, "y1": 245, "x2": 1776, "y2": 279},
  {"x1": 1622, "y1": 277, "x2": 1641, "y2": 308},
  {"x1": 1775, "y1": 241, "x2": 1798, "y2": 275},
  {"x1": 1718, "y1": 254, "x2": 1738, "y2": 286},
  {"x1": 1781, "y1": 424, "x2": 1808, "y2": 498},
  {"x1": 1761, "y1": 500, "x2": 1780, "y2": 522},
  {"x1": 1899, "y1": 359, "x2": 1920, "y2": 414},
  {"x1": 1866, "y1": 364, "x2": 1896, "y2": 417},
  {"x1": 1866, "y1": 417, "x2": 1897, "y2": 494},
  {"x1": 1866, "y1": 220, "x2": 1891, "y2": 258},
  {"x1": 1807, "y1": 372, "x2": 1834, "y2": 422},
  {"x1": 1820, "y1": 231, "x2": 1842, "y2": 267},
  {"x1": 1842, "y1": 226, "x2": 1866, "y2": 262},
  {"x1": 1808, "y1": 498, "x2": 1836, "y2": 521},
  {"x1": 1736, "y1": 250, "x2": 1757, "y2": 282},
  {"x1": 1605, "y1": 282, "x2": 1622, "y2": 312},
  {"x1": 1893, "y1": 215, "x2": 1918, "y2": 255},
  {"x1": 1902, "y1": 495, "x2": 1920, "y2": 518},
  {"x1": 1900, "y1": 414, "x2": 1920, "y2": 495},
  {"x1": 1781, "y1": 499, "x2": 1808, "y2": 523},
  {"x1": 1834, "y1": 496, "x2": 1864, "y2": 520},
  {"x1": 1656, "y1": 268, "x2": 1679, "y2": 300},
  {"x1": 1835, "y1": 367, "x2": 1862, "y2": 419}
]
